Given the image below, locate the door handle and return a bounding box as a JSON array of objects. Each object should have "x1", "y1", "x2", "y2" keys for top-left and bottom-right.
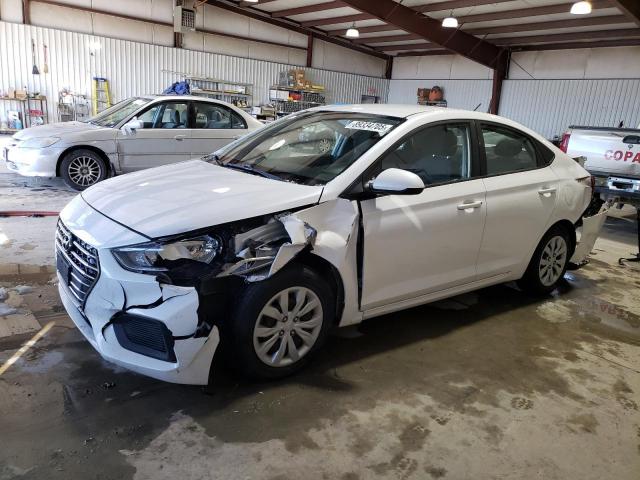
[
  {"x1": 174, "y1": 134, "x2": 187, "y2": 141},
  {"x1": 457, "y1": 201, "x2": 483, "y2": 210},
  {"x1": 538, "y1": 187, "x2": 557, "y2": 195}
]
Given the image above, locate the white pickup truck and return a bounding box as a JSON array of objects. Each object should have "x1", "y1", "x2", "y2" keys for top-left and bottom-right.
[{"x1": 561, "y1": 124, "x2": 640, "y2": 210}]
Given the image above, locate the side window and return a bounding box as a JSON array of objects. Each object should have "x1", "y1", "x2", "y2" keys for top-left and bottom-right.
[
  {"x1": 193, "y1": 102, "x2": 247, "y2": 130},
  {"x1": 375, "y1": 123, "x2": 472, "y2": 186},
  {"x1": 136, "y1": 102, "x2": 188, "y2": 129},
  {"x1": 481, "y1": 124, "x2": 538, "y2": 175}
]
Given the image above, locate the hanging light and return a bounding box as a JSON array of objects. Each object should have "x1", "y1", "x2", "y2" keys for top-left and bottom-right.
[
  {"x1": 442, "y1": 13, "x2": 458, "y2": 28},
  {"x1": 346, "y1": 22, "x2": 359, "y2": 38},
  {"x1": 570, "y1": 1, "x2": 592, "y2": 14}
]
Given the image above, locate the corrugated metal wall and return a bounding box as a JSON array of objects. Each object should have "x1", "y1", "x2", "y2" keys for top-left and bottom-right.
[
  {"x1": 388, "y1": 79, "x2": 493, "y2": 112},
  {"x1": 0, "y1": 21, "x2": 389, "y2": 124},
  {"x1": 500, "y1": 79, "x2": 640, "y2": 139}
]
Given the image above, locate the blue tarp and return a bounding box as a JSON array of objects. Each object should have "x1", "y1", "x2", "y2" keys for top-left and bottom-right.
[{"x1": 163, "y1": 81, "x2": 191, "y2": 95}]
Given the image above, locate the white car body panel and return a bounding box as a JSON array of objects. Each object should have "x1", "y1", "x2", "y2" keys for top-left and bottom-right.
[
  {"x1": 360, "y1": 179, "x2": 487, "y2": 309},
  {"x1": 565, "y1": 127, "x2": 640, "y2": 179},
  {"x1": 81, "y1": 160, "x2": 324, "y2": 238},
  {"x1": 57, "y1": 105, "x2": 592, "y2": 384},
  {"x1": 4, "y1": 95, "x2": 262, "y2": 179}
]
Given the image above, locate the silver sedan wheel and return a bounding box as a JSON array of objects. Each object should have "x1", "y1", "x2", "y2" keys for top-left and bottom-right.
[
  {"x1": 538, "y1": 235, "x2": 568, "y2": 286},
  {"x1": 68, "y1": 155, "x2": 102, "y2": 187},
  {"x1": 253, "y1": 287, "x2": 323, "y2": 367}
]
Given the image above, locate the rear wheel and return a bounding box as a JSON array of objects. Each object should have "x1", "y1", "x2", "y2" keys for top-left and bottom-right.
[
  {"x1": 518, "y1": 225, "x2": 573, "y2": 295},
  {"x1": 60, "y1": 149, "x2": 107, "y2": 190},
  {"x1": 225, "y1": 265, "x2": 334, "y2": 380}
]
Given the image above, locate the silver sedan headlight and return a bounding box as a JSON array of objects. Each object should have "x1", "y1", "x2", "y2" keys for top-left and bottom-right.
[
  {"x1": 112, "y1": 235, "x2": 221, "y2": 273},
  {"x1": 18, "y1": 137, "x2": 61, "y2": 148}
]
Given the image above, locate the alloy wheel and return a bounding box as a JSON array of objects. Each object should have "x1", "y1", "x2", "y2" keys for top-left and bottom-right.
[
  {"x1": 253, "y1": 286, "x2": 323, "y2": 367},
  {"x1": 68, "y1": 155, "x2": 102, "y2": 187},
  {"x1": 538, "y1": 235, "x2": 568, "y2": 286}
]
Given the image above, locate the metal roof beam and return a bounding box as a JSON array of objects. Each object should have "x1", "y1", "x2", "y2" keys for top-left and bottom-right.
[
  {"x1": 272, "y1": 1, "x2": 346, "y2": 18},
  {"x1": 340, "y1": 0, "x2": 506, "y2": 69},
  {"x1": 613, "y1": 0, "x2": 640, "y2": 27},
  {"x1": 205, "y1": 0, "x2": 389, "y2": 60}
]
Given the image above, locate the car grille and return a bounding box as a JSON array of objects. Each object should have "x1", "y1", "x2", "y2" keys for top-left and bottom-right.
[{"x1": 55, "y1": 220, "x2": 100, "y2": 308}]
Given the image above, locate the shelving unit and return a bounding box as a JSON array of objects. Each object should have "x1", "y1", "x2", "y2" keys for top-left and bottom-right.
[
  {"x1": 0, "y1": 97, "x2": 48, "y2": 133},
  {"x1": 268, "y1": 86, "x2": 327, "y2": 116},
  {"x1": 186, "y1": 76, "x2": 254, "y2": 111},
  {"x1": 417, "y1": 99, "x2": 447, "y2": 107},
  {"x1": 58, "y1": 93, "x2": 90, "y2": 122}
]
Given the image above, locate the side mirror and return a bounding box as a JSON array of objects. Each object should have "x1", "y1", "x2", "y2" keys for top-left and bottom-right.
[
  {"x1": 121, "y1": 118, "x2": 143, "y2": 136},
  {"x1": 367, "y1": 168, "x2": 425, "y2": 195}
]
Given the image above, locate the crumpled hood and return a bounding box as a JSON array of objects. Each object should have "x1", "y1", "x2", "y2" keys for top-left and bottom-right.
[
  {"x1": 13, "y1": 121, "x2": 104, "y2": 140},
  {"x1": 81, "y1": 160, "x2": 324, "y2": 238}
]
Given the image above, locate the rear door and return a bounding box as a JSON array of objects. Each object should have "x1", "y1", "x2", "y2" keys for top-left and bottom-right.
[
  {"x1": 190, "y1": 101, "x2": 249, "y2": 157},
  {"x1": 476, "y1": 122, "x2": 559, "y2": 278},
  {"x1": 116, "y1": 100, "x2": 191, "y2": 172}
]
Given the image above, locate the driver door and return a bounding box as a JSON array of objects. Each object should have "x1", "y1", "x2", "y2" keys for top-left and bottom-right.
[
  {"x1": 359, "y1": 122, "x2": 487, "y2": 310},
  {"x1": 117, "y1": 100, "x2": 191, "y2": 172}
]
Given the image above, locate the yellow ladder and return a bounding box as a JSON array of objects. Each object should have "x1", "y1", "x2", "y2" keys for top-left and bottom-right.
[{"x1": 92, "y1": 77, "x2": 111, "y2": 115}]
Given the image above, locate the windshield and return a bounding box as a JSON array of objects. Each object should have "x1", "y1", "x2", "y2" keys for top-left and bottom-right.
[
  {"x1": 211, "y1": 112, "x2": 403, "y2": 185},
  {"x1": 85, "y1": 97, "x2": 151, "y2": 127}
]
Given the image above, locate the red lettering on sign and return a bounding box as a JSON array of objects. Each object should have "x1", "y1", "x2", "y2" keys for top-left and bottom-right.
[
  {"x1": 614, "y1": 150, "x2": 623, "y2": 160},
  {"x1": 624, "y1": 151, "x2": 634, "y2": 161},
  {"x1": 634, "y1": 153, "x2": 640, "y2": 164}
]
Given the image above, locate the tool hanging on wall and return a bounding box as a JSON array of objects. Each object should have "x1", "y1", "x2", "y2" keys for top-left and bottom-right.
[
  {"x1": 31, "y1": 39, "x2": 40, "y2": 75},
  {"x1": 42, "y1": 45, "x2": 49, "y2": 74}
]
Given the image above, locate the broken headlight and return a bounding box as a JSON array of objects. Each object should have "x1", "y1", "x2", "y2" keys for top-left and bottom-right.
[{"x1": 112, "y1": 235, "x2": 221, "y2": 273}]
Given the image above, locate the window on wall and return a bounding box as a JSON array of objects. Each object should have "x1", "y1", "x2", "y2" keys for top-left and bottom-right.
[
  {"x1": 137, "y1": 102, "x2": 188, "y2": 129},
  {"x1": 376, "y1": 123, "x2": 472, "y2": 185},
  {"x1": 481, "y1": 124, "x2": 539, "y2": 175},
  {"x1": 193, "y1": 102, "x2": 247, "y2": 129}
]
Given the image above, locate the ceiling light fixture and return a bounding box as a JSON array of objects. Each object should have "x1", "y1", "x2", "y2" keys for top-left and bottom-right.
[
  {"x1": 442, "y1": 11, "x2": 458, "y2": 28},
  {"x1": 570, "y1": 1, "x2": 592, "y2": 14},
  {"x1": 346, "y1": 22, "x2": 359, "y2": 38}
]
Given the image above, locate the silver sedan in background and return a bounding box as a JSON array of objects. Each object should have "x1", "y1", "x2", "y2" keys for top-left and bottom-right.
[{"x1": 3, "y1": 95, "x2": 263, "y2": 190}]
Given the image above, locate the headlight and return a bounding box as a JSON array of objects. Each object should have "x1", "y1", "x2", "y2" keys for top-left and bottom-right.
[
  {"x1": 18, "y1": 137, "x2": 61, "y2": 148},
  {"x1": 112, "y1": 235, "x2": 221, "y2": 272}
]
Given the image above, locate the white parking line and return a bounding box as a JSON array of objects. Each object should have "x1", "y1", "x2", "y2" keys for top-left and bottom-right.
[{"x1": 0, "y1": 321, "x2": 55, "y2": 376}]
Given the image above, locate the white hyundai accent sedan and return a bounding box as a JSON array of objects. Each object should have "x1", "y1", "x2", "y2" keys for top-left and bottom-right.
[{"x1": 56, "y1": 105, "x2": 593, "y2": 384}]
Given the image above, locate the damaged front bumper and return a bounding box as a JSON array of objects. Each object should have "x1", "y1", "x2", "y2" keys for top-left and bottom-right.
[{"x1": 58, "y1": 196, "x2": 220, "y2": 385}]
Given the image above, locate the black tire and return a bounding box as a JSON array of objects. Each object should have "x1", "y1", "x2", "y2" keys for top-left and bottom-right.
[
  {"x1": 223, "y1": 264, "x2": 335, "y2": 380},
  {"x1": 517, "y1": 224, "x2": 573, "y2": 295},
  {"x1": 60, "y1": 149, "x2": 107, "y2": 190}
]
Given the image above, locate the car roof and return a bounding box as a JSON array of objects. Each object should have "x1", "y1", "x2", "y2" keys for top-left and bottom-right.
[
  {"x1": 312, "y1": 103, "x2": 501, "y2": 120},
  {"x1": 142, "y1": 94, "x2": 236, "y2": 104}
]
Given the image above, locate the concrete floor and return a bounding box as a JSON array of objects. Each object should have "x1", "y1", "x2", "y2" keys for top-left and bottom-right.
[{"x1": 1, "y1": 134, "x2": 639, "y2": 480}]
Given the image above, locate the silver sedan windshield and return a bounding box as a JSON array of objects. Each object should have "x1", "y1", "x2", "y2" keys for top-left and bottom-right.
[{"x1": 86, "y1": 97, "x2": 151, "y2": 128}]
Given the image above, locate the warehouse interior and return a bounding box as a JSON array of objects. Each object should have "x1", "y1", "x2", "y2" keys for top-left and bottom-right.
[{"x1": 0, "y1": 1, "x2": 639, "y2": 479}]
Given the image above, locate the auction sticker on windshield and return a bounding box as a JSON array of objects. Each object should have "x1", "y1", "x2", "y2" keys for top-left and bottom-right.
[{"x1": 345, "y1": 121, "x2": 393, "y2": 135}]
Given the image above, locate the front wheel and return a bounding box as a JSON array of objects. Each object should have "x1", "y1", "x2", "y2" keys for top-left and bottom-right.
[
  {"x1": 60, "y1": 149, "x2": 107, "y2": 190},
  {"x1": 225, "y1": 265, "x2": 334, "y2": 380},
  {"x1": 517, "y1": 225, "x2": 573, "y2": 295}
]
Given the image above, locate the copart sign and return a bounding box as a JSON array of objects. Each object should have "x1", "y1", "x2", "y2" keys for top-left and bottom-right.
[{"x1": 605, "y1": 150, "x2": 640, "y2": 163}]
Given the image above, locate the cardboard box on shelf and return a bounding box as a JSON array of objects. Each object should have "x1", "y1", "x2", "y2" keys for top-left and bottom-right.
[{"x1": 15, "y1": 90, "x2": 27, "y2": 100}]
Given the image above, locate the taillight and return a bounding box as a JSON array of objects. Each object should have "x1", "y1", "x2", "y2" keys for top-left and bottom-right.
[{"x1": 559, "y1": 132, "x2": 571, "y2": 153}]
